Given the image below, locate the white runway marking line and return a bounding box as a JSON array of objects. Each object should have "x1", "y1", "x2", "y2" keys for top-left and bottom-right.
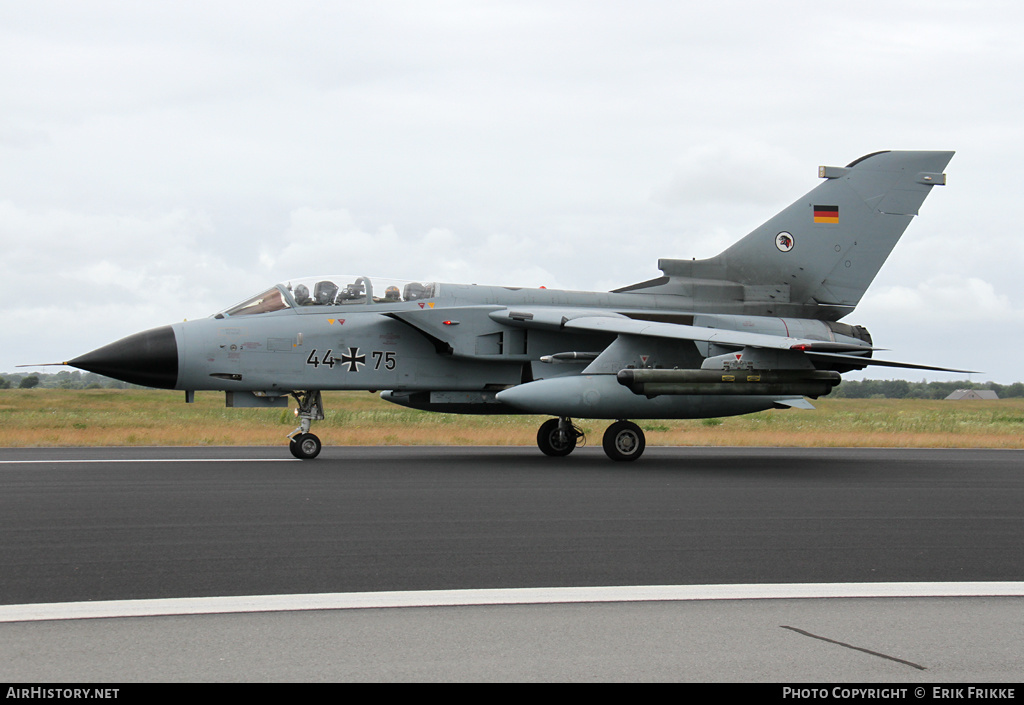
[
  {"x1": 2, "y1": 582, "x2": 1023, "y2": 623},
  {"x1": 0, "y1": 458, "x2": 294, "y2": 464}
]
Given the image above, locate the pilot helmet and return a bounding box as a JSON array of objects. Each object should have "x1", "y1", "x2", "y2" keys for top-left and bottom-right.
[
  {"x1": 384, "y1": 285, "x2": 401, "y2": 301},
  {"x1": 294, "y1": 284, "x2": 310, "y2": 304}
]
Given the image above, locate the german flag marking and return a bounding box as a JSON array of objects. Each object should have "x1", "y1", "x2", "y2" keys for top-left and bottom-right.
[{"x1": 813, "y1": 205, "x2": 839, "y2": 224}]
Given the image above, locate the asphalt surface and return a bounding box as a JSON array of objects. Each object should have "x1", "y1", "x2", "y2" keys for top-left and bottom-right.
[
  {"x1": 1, "y1": 445, "x2": 1022, "y2": 682},
  {"x1": 2, "y1": 446, "x2": 1022, "y2": 604}
]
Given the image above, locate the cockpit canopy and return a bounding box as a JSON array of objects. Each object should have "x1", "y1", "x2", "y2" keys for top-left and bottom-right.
[{"x1": 218, "y1": 275, "x2": 438, "y2": 317}]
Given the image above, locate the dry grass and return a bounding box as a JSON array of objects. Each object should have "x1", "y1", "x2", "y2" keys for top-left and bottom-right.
[{"x1": 1, "y1": 389, "x2": 1023, "y2": 449}]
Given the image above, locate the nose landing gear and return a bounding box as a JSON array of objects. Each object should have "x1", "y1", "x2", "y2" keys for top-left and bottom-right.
[{"x1": 288, "y1": 390, "x2": 324, "y2": 459}]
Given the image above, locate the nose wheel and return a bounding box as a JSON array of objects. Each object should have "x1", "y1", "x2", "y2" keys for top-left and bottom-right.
[{"x1": 289, "y1": 433, "x2": 322, "y2": 459}]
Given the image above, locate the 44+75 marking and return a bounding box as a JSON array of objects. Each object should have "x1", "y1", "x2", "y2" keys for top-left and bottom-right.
[{"x1": 305, "y1": 348, "x2": 396, "y2": 372}]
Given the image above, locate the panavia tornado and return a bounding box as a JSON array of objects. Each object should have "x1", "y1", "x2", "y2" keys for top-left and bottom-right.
[{"x1": 61, "y1": 150, "x2": 964, "y2": 461}]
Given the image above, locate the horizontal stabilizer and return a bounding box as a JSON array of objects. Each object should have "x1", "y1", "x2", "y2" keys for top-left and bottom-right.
[{"x1": 803, "y1": 350, "x2": 977, "y2": 374}]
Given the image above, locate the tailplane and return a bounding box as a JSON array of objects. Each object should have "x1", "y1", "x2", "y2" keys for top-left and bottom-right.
[{"x1": 639, "y1": 150, "x2": 953, "y2": 320}]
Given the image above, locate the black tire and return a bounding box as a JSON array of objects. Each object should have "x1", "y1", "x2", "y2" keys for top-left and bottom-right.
[
  {"x1": 289, "y1": 433, "x2": 322, "y2": 460},
  {"x1": 537, "y1": 418, "x2": 577, "y2": 457},
  {"x1": 602, "y1": 421, "x2": 645, "y2": 462}
]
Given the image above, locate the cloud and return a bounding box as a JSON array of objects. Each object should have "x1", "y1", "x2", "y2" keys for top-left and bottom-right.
[
  {"x1": 860, "y1": 276, "x2": 1023, "y2": 326},
  {"x1": 3, "y1": 1, "x2": 1024, "y2": 384},
  {"x1": 262, "y1": 207, "x2": 564, "y2": 289},
  {"x1": 652, "y1": 143, "x2": 805, "y2": 208},
  {"x1": 0, "y1": 201, "x2": 249, "y2": 319}
]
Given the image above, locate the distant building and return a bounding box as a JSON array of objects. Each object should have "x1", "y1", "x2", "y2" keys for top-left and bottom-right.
[{"x1": 945, "y1": 389, "x2": 999, "y2": 400}]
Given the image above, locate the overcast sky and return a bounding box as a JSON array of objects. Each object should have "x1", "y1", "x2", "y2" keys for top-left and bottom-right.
[{"x1": 3, "y1": 1, "x2": 1023, "y2": 383}]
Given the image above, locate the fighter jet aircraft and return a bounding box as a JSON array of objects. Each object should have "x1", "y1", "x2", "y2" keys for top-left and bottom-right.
[{"x1": 61, "y1": 150, "x2": 962, "y2": 461}]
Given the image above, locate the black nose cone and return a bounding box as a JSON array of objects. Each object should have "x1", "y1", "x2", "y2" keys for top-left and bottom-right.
[{"x1": 68, "y1": 325, "x2": 179, "y2": 389}]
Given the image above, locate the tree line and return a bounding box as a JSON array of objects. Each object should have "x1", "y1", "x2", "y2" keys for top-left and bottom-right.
[
  {"x1": 1, "y1": 370, "x2": 1020, "y2": 398},
  {"x1": 0, "y1": 371, "x2": 137, "y2": 390},
  {"x1": 830, "y1": 378, "x2": 1021, "y2": 399}
]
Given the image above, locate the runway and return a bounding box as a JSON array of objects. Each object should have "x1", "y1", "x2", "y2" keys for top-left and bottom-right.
[{"x1": 1, "y1": 445, "x2": 1022, "y2": 681}]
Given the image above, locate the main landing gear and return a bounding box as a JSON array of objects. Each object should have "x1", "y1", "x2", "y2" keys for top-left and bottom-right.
[
  {"x1": 537, "y1": 417, "x2": 585, "y2": 457},
  {"x1": 535, "y1": 417, "x2": 647, "y2": 461},
  {"x1": 602, "y1": 420, "x2": 646, "y2": 462},
  {"x1": 288, "y1": 390, "x2": 324, "y2": 459}
]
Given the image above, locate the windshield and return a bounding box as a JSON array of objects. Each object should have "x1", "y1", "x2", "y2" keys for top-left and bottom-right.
[{"x1": 221, "y1": 286, "x2": 291, "y2": 317}]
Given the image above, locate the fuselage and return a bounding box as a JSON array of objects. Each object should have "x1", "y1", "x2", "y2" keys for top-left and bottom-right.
[{"x1": 168, "y1": 277, "x2": 864, "y2": 397}]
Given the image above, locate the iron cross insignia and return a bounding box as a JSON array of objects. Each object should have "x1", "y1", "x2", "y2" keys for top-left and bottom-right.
[{"x1": 340, "y1": 347, "x2": 366, "y2": 372}]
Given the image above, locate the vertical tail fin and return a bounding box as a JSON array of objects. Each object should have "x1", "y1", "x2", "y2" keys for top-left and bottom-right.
[{"x1": 657, "y1": 150, "x2": 953, "y2": 319}]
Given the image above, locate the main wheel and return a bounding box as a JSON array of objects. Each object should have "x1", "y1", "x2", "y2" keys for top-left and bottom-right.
[
  {"x1": 537, "y1": 418, "x2": 577, "y2": 457},
  {"x1": 602, "y1": 421, "x2": 645, "y2": 462},
  {"x1": 289, "y1": 433, "x2": 322, "y2": 460}
]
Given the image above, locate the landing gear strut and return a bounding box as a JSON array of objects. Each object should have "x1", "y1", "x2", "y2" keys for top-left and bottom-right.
[
  {"x1": 536, "y1": 417, "x2": 584, "y2": 457},
  {"x1": 602, "y1": 420, "x2": 646, "y2": 462},
  {"x1": 288, "y1": 390, "x2": 324, "y2": 459}
]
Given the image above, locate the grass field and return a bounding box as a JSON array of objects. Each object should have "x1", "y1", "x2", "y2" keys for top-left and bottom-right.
[{"x1": 2, "y1": 388, "x2": 1023, "y2": 449}]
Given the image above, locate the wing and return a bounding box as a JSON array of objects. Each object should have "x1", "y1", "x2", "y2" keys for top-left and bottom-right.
[{"x1": 488, "y1": 308, "x2": 975, "y2": 373}]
